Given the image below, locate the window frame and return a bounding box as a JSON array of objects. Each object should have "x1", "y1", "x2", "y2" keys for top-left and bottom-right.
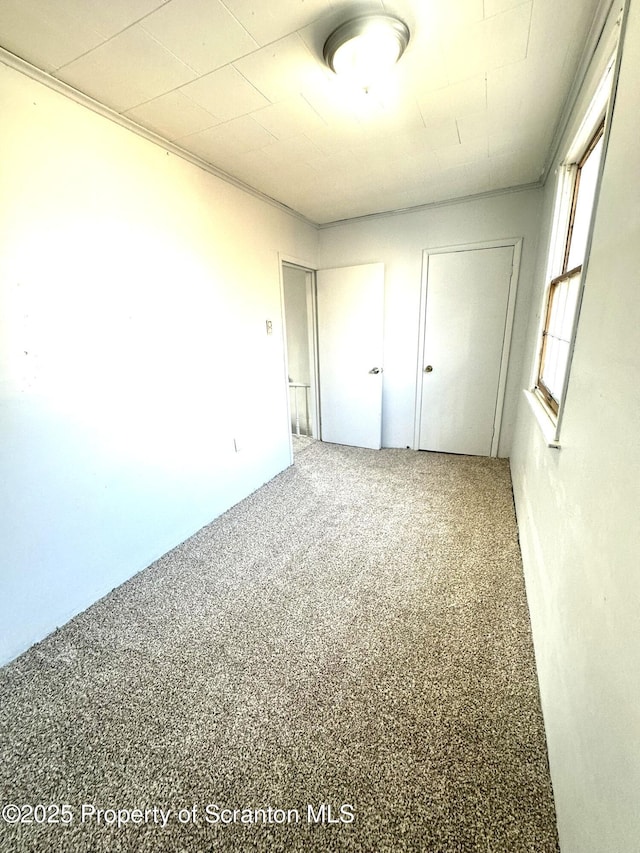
[
  {"x1": 536, "y1": 265, "x2": 583, "y2": 415},
  {"x1": 534, "y1": 120, "x2": 605, "y2": 420}
]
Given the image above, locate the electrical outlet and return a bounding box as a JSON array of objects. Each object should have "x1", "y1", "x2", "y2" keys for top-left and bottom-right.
[{"x1": 266, "y1": 319, "x2": 273, "y2": 335}]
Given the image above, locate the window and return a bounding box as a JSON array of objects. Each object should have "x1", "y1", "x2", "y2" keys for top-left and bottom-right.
[{"x1": 535, "y1": 123, "x2": 605, "y2": 417}]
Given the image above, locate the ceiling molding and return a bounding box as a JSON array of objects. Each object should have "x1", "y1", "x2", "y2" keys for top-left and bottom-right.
[
  {"x1": 318, "y1": 182, "x2": 545, "y2": 230},
  {"x1": 0, "y1": 46, "x2": 318, "y2": 231}
]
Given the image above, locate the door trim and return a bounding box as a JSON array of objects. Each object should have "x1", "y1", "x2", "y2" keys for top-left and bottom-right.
[{"x1": 412, "y1": 238, "x2": 523, "y2": 457}]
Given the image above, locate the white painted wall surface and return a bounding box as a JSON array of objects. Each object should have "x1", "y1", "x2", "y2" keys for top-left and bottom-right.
[
  {"x1": 510, "y1": 2, "x2": 640, "y2": 849},
  {"x1": 0, "y1": 63, "x2": 317, "y2": 665},
  {"x1": 318, "y1": 189, "x2": 543, "y2": 454}
]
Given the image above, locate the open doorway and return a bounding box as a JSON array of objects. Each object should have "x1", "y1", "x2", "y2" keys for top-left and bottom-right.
[{"x1": 281, "y1": 262, "x2": 319, "y2": 455}]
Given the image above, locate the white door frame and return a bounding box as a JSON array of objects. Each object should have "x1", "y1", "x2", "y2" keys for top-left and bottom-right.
[
  {"x1": 413, "y1": 238, "x2": 523, "y2": 457},
  {"x1": 279, "y1": 255, "x2": 320, "y2": 461}
]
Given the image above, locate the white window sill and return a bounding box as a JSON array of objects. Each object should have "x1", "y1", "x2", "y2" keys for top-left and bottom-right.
[{"x1": 523, "y1": 389, "x2": 561, "y2": 449}]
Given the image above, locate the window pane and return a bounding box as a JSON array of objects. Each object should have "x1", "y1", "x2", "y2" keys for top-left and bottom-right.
[
  {"x1": 548, "y1": 281, "x2": 567, "y2": 337},
  {"x1": 541, "y1": 336, "x2": 558, "y2": 395},
  {"x1": 553, "y1": 338, "x2": 570, "y2": 396},
  {"x1": 566, "y1": 133, "x2": 604, "y2": 270},
  {"x1": 540, "y1": 270, "x2": 581, "y2": 402},
  {"x1": 561, "y1": 274, "x2": 581, "y2": 338}
]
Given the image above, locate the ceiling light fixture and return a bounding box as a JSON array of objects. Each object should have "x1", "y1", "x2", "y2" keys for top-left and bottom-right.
[{"x1": 323, "y1": 14, "x2": 410, "y2": 92}]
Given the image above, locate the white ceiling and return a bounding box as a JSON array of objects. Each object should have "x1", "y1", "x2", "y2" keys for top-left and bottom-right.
[{"x1": 0, "y1": 0, "x2": 602, "y2": 224}]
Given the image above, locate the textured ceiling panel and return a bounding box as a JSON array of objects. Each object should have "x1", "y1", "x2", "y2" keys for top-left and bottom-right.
[
  {"x1": 232, "y1": 33, "x2": 324, "y2": 103},
  {"x1": 139, "y1": 0, "x2": 258, "y2": 75},
  {"x1": 252, "y1": 96, "x2": 326, "y2": 140},
  {"x1": 0, "y1": 0, "x2": 104, "y2": 71},
  {"x1": 179, "y1": 115, "x2": 277, "y2": 160},
  {"x1": 179, "y1": 66, "x2": 270, "y2": 121},
  {"x1": 51, "y1": 0, "x2": 169, "y2": 40},
  {"x1": 219, "y1": 0, "x2": 335, "y2": 46},
  {"x1": 125, "y1": 90, "x2": 220, "y2": 140},
  {"x1": 56, "y1": 26, "x2": 197, "y2": 112}
]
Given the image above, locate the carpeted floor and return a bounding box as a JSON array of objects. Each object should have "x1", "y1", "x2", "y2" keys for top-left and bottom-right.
[
  {"x1": 0, "y1": 442, "x2": 559, "y2": 853},
  {"x1": 291, "y1": 433, "x2": 315, "y2": 455}
]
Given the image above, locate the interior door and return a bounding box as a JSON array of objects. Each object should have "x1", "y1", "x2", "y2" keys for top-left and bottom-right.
[
  {"x1": 417, "y1": 245, "x2": 514, "y2": 456},
  {"x1": 317, "y1": 263, "x2": 384, "y2": 449}
]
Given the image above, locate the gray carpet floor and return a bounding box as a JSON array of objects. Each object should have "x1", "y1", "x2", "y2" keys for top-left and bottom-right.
[
  {"x1": 291, "y1": 433, "x2": 315, "y2": 454},
  {"x1": 0, "y1": 442, "x2": 559, "y2": 853}
]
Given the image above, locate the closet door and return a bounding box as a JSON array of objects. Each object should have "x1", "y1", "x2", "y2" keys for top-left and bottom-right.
[{"x1": 417, "y1": 245, "x2": 516, "y2": 456}]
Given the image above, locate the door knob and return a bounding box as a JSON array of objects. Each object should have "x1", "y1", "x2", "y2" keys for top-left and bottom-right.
[
  {"x1": 369, "y1": 367, "x2": 383, "y2": 374},
  {"x1": 424, "y1": 365, "x2": 433, "y2": 373}
]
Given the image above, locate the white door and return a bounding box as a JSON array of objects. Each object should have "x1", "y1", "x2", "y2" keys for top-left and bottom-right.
[
  {"x1": 417, "y1": 245, "x2": 515, "y2": 456},
  {"x1": 317, "y1": 263, "x2": 384, "y2": 449}
]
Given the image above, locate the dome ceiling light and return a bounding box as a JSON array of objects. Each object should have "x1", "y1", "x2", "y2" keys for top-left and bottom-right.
[{"x1": 323, "y1": 14, "x2": 411, "y2": 92}]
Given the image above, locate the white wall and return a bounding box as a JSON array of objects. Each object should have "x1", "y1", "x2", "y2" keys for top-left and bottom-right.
[
  {"x1": 318, "y1": 189, "x2": 543, "y2": 453},
  {"x1": 0, "y1": 63, "x2": 317, "y2": 665},
  {"x1": 510, "y1": 1, "x2": 640, "y2": 849}
]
